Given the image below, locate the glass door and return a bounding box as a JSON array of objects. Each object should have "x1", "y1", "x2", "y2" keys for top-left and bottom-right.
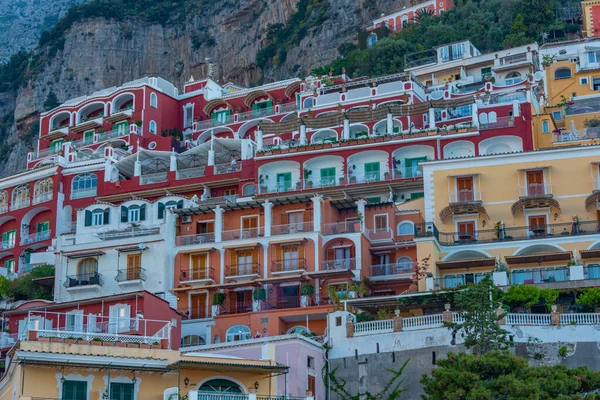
[
  {"x1": 364, "y1": 162, "x2": 380, "y2": 182},
  {"x1": 36, "y1": 221, "x2": 50, "y2": 241},
  {"x1": 276, "y1": 172, "x2": 292, "y2": 192},
  {"x1": 320, "y1": 167, "x2": 336, "y2": 187}
]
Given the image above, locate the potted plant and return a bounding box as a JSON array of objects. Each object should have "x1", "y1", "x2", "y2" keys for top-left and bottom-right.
[
  {"x1": 103, "y1": 340, "x2": 115, "y2": 347},
  {"x1": 91, "y1": 338, "x2": 103, "y2": 346},
  {"x1": 584, "y1": 117, "x2": 600, "y2": 138},
  {"x1": 349, "y1": 174, "x2": 357, "y2": 183},
  {"x1": 384, "y1": 171, "x2": 390, "y2": 180},
  {"x1": 126, "y1": 342, "x2": 140, "y2": 348},
  {"x1": 212, "y1": 293, "x2": 226, "y2": 316},
  {"x1": 115, "y1": 341, "x2": 127, "y2": 348},
  {"x1": 64, "y1": 336, "x2": 77, "y2": 344},
  {"x1": 306, "y1": 180, "x2": 313, "y2": 188},
  {"x1": 339, "y1": 176, "x2": 345, "y2": 185},
  {"x1": 139, "y1": 343, "x2": 151, "y2": 349},
  {"x1": 253, "y1": 288, "x2": 266, "y2": 311},
  {"x1": 152, "y1": 341, "x2": 160, "y2": 349},
  {"x1": 50, "y1": 337, "x2": 62, "y2": 343},
  {"x1": 38, "y1": 336, "x2": 50, "y2": 343},
  {"x1": 300, "y1": 283, "x2": 314, "y2": 307}
]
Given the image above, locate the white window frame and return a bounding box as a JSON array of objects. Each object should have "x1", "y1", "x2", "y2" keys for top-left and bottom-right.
[
  {"x1": 226, "y1": 325, "x2": 251, "y2": 342},
  {"x1": 91, "y1": 209, "x2": 104, "y2": 226},
  {"x1": 149, "y1": 120, "x2": 157, "y2": 135},
  {"x1": 580, "y1": 77, "x2": 589, "y2": 85},
  {"x1": 183, "y1": 103, "x2": 194, "y2": 128},
  {"x1": 150, "y1": 92, "x2": 158, "y2": 108},
  {"x1": 453, "y1": 216, "x2": 479, "y2": 240},
  {"x1": 373, "y1": 214, "x2": 389, "y2": 232}
]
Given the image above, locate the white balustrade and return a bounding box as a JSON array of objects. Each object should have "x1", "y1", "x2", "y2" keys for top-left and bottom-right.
[
  {"x1": 505, "y1": 313, "x2": 550, "y2": 325},
  {"x1": 559, "y1": 313, "x2": 600, "y2": 325},
  {"x1": 402, "y1": 314, "x2": 444, "y2": 330},
  {"x1": 354, "y1": 319, "x2": 394, "y2": 336}
]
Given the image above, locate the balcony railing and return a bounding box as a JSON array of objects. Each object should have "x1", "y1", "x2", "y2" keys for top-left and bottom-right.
[
  {"x1": 214, "y1": 162, "x2": 242, "y2": 175},
  {"x1": 32, "y1": 192, "x2": 53, "y2": 205},
  {"x1": 366, "y1": 228, "x2": 393, "y2": 241},
  {"x1": 23, "y1": 310, "x2": 172, "y2": 347},
  {"x1": 449, "y1": 189, "x2": 481, "y2": 203},
  {"x1": 177, "y1": 167, "x2": 206, "y2": 180},
  {"x1": 321, "y1": 258, "x2": 356, "y2": 271},
  {"x1": 370, "y1": 262, "x2": 413, "y2": 278},
  {"x1": 0, "y1": 240, "x2": 15, "y2": 250},
  {"x1": 222, "y1": 228, "x2": 262, "y2": 241},
  {"x1": 115, "y1": 268, "x2": 146, "y2": 282},
  {"x1": 20, "y1": 230, "x2": 51, "y2": 245},
  {"x1": 226, "y1": 263, "x2": 261, "y2": 277},
  {"x1": 479, "y1": 116, "x2": 515, "y2": 130},
  {"x1": 179, "y1": 306, "x2": 209, "y2": 320},
  {"x1": 10, "y1": 199, "x2": 30, "y2": 211},
  {"x1": 176, "y1": 233, "x2": 216, "y2": 246},
  {"x1": 64, "y1": 273, "x2": 102, "y2": 288},
  {"x1": 511, "y1": 267, "x2": 569, "y2": 284},
  {"x1": 180, "y1": 267, "x2": 214, "y2": 282},
  {"x1": 415, "y1": 220, "x2": 600, "y2": 246},
  {"x1": 97, "y1": 226, "x2": 160, "y2": 240},
  {"x1": 140, "y1": 172, "x2": 168, "y2": 185},
  {"x1": 71, "y1": 187, "x2": 97, "y2": 199},
  {"x1": 267, "y1": 295, "x2": 303, "y2": 310},
  {"x1": 272, "y1": 258, "x2": 306, "y2": 273},
  {"x1": 519, "y1": 183, "x2": 552, "y2": 197},
  {"x1": 323, "y1": 221, "x2": 361, "y2": 235},
  {"x1": 271, "y1": 221, "x2": 313, "y2": 236}
]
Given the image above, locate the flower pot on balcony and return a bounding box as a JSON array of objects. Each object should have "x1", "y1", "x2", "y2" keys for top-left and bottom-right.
[
  {"x1": 126, "y1": 343, "x2": 140, "y2": 348},
  {"x1": 50, "y1": 337, "x2": 62, "y2": 343},
  {"x1": 102, "y1": 341, "x2": 115, "y2": 347},
  {"x1": 300, "y1": 295, "x2": 310, "y2": 308},
  {"x1": 38, "y1": 337, "x2": 50, "y2": 343},
  {"x1": 27, "y1": 330, "x2": 37, "y2": 341},
  {"x1": 161, "y1": 338, "x2": 169, "y2": 349},
  {"x1": 115, "y1": 341, "x2": 127, "y2": 348},
  {"x1": 139, "y1": 343, "x2": 151, "y2": 349},
  {"x1": 64, "y1": 338, "x2": 77, "y2": 344},
  {"x1": 91, "y1": 339, "x2": 103, "y2": 346}
]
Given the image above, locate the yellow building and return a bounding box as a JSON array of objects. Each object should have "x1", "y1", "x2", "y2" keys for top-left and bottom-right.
[
  {"x1": 415, "y1": 144, "x2": 600, "y2": 291},
  {"x1": 0, "y1": 341, "x2": 288, "y2": 400},
  {"x1": 535, "y1": 38, "x2": 600, "y2": 148}
]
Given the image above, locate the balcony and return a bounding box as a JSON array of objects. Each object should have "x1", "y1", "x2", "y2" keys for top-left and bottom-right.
[
  {"x1": 46, "y1": 126, "x2": 69, "y2": 139},
  {"x1": 64, "y1": 273, "x2": 102, "y2": 290},
  {"x1": 511, "y1": 267, "x2": 569, "y2": 285},
  {"x1": 225, "y1": 263, "x2": 261, "y2": 279},
  {"x1": 104, "y1": 108, "x2": 133, "y2": 123},
  {"x1": 192, "y1": 102, "x2": 297, "y2": 131},
  {"x1": 519, "y1": 183, "x2": 552, "y2": 197},
  {"x1": 416, "y1": 220, "x2": 600, "y2": 247},
  {"x1": 20, "y1": 230, "x2": 51, "y2": 246},
  {"x1": 140, "y1": 172, "x2": 168, "y2": 185},
  {"x1": 179, "y1": 306, "x2": 209, "y2": 320},
  {"x1": 115, "y1": 268, "x2": 146, "y2": 283},
  {"x1": 434, "y1": 274, "x2": 486, "y2": 289},
  {"x1": 323, "y1": 221, "x2": 361, "y2": 236},
  {"x1": 10, "y1": 198, "x2": 30, "y2": 211},
  {"x1": 493, "y1": 52, "x2": 532, "y2": 71},
  {"x1": 370, "y1": 262, "x2": 413, "y2": 280},
  {"x1": 222, "y1": 228, "x2": 262, "y2": 241},
  {"x1": 176, "y1": 233, "x2": 216, "y2": 246},
  {"x1": 552, "y1": 128, "x2": 600, "y2": 143},
  {"x1": 97, "y1": 226, "x2": 160, "y2": 241},
  {"x1": 177, "y1": 167, "x2": 206, "y2": 180},
  {"x1": 449, "y1": 189, "x2": 481, "y2": 203},
  {"x1": 71, "y1": 187, "x2": 97, "y2": 200},
  {"x1": 180, "y1": 267, "x2": 214, "y2": 283},
  {"x1": 321, "y1": 258, "x2": 356, "y2": 271},
  {"x1": 25, "y1": 310, "x2": 172, "y2": 348},
  {"x1": 72, "y1": 115, "x2": 103, "y2": 133},
  {"x1": 0, "y1": 204, "x2": 7, "y2": 214},
  {"x1": 214, "y1": 162, "x2": 242, "y2": 175},
  {"x1": 271, "y1": 221, "x2": 313, "y2": 236},
  {"x1": 272, "y1": 258, "x2": 307, "y2": 274},
  {"x1": 479, "y1": 116, "x2": 515, "y2": 130},
  {"x1": 33, "y1": 192, "x2": 53, "y2": 205},
  {"x1": 366, "y1": 228, "x2": 393, "y2": 242}
]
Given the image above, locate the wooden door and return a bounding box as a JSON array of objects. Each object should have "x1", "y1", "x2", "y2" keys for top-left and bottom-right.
[
  {"x1": 242, "y1": 216, "x2": 259, "y2": 238},
  {"x1": 126, "y1": 253, "x2": 141, "y2": 280},
  {"x1": 456, "y1": 177, "x2": 474, "y2": 201},
  {"x1": 528, "y1": 215, "x2": 547, "y2": 236},
  {"x1": 375, "y1": 215, "x2": 388, "y2": 232},
  {"x1": 308, "y1": 375, "x2": 316, "y2": 397},
  {"x1": 190, "y1": 293, "x2": 207, "y2": 319},
  {"x1": 526, "y1": 170, "x2": 544, "y2": 196},
  {"x1": 457, "y1": 222, "x2": 476, "y2": 242},
  {"x1": 190, "y1": 253, "x2": 207, "y2": 279}
]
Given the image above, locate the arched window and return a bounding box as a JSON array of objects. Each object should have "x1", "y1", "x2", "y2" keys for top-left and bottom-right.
[
  {"x1": 367, "y1": 33, "x2": 377, "y2": 48},
  {"x1": 303, "y1": 97, "x2": 314, "y2": 109},
  {"x1": 77, "y1": 258, "x2": 98, "y2": 280},
  {"x1": 150, "y1": 93, "x2": 158, "y2": 108},
  {"x1": 149, "y1": 120, "x2": 157, "y2": 135},
  {"x1": 0, "y1": 190, "x2": 7, "y2": 213},
  {"x1": 199, "y1": 379, "x2": 243, "y2": 394},
  {"x1": 181, "y1": 335, "x2": 205, "y2": 347},
  {"x1": 396, "y1": 256, "x2": 413, "y2": 271},
  {"x1": 33, "y1": 178, "x2": 53, "y2": 204},
  {"x1": 72, "y1": 174, "x2": 97, "y2": 199},
  {"x1": 554, "y1": 67, "x2": 572, "y2": 80},
  {"x1": 84, "y1": 208, "x2": 110, "y2": 226},
  {"x1": 504, "y1": 71, "x2": 522, "y2": 85},
  {"x1": 242, "y1": 184, "x2": 256, "y2": 197},
  {"x1": 120, "y1": 204, "x2": 146, "y2": 223},
  {"x1": 479, "y1": 113, "x2": 488, "y2": 125},
  {"x1": 542, "y1": 120, "x2": 549, "y2": 133},
  {"x1": 488, "y1": 111, "x2": 497, "y2": 123},
  {"x1": 12, "y1": 185, "x2": 30, "y2": 210},
  {"x1": 397, "y1": 221, "x2": 414, "y2": 236},
  {"x1": 226, "y1": 325, "x2": 251, "y2": 342}
]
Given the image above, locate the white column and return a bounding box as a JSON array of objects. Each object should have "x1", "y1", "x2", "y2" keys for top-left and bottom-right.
[
  {"x1": 248, "y1": 392, "x2": 257, "y2": 400},
  {"x1": 207, "y1": 149, "x2": 215, "y2": 166},
  {"x1": 214, "y1": 205, "x2": 223, "y2": 242},
  {"x1": 300, "y1": 124, "x2": 307, "y2": 145},
  {"x1": 169, "y1": 150, "x2": 177, "y2": 172},
  {"x1": 262, "y1": 201, "x2": 273, "y2": 237},
  {"x1": 134, "y1": 161, "x2": 142, "y2": 177},
  {"x1": 256, "y1": 128, "x2": 263, "y2": 151},
  {"x1": 386, "y1": 112, "x2": 393, "y2": 134},
  {"x1": 104, "y1": 159, "x2": 113, "y2": 182},
  {"x1": 311, "y1": 195, "x2": 322, "y2": 233},
  {"x1": 512, "y1": 100, "x2": 520, "y2": 117},
  {"x1": 240, "y1": 139, "x2": 250, "y2": 160},
  {"x1": 343, "y1": 118, "x2": 350, "y2": 140},
  {"x1": 471, "y1": 101, "x2": 479, "y2": 129},
  {"x1": 356, "y1": 199, "x2": 367, "y2": 233},
  {"x1": 429, "y1": 107, "x2": 436, "y2": 129}
]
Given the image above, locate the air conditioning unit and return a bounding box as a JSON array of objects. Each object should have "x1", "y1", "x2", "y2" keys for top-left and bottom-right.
[{"x1": 181, "y1": 216, "x2": 193, "y2": 223}]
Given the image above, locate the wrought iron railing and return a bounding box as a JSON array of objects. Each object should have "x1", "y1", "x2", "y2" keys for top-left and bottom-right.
[{"x1": 115, "y1": 268, "x2": 146, "y2": 282}]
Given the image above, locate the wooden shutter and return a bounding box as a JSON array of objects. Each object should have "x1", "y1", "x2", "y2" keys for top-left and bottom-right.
[
  {"x1": 139, "y1": 204, "x2": 146, "y2": 221},
  {"x1": 281, "y1": 213, "x2": 288, "y2": 225},
  {"x1": 303, "y1": 210, "x2": 311, "y2": 224},
  {"x1": 327, "y1": 248, "x2": 335, "y2": 261},
  {"x1": 120, "y1": 206, "x2": 128, "y2": 222},
  {"x1": 84, "y1": 210, "x2": 92, "y2": 226},
  {"x1": 103, "y1": 208, "x2": 110, "y2": 225},
  {"x1": 158, "y1": 203, "x2": 165, "y2": 219},
  {"x1": 252, "y1": 250, "x2": 259, "y2": 265}
]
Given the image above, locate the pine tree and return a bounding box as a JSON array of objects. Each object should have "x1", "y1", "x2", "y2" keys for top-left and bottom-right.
[{"x1": 43, "y1": 91, "x2": 60, "y2": 111}]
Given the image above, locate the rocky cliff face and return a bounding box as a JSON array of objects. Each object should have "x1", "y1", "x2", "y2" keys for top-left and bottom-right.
[
  {"x1": 0, "y1": 0, "x2": 90, "y2": 62},
  {"x1": 0, "y1": 0, "x2": 407, "y2": 178}
]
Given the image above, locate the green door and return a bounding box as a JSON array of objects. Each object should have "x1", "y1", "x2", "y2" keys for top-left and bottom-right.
[
  {"x1": 62, "y1": 380, "x2": 87, "y2": 400},
  {"x1": 276, "y1": 173, "x2": 292, "y2": 192},
  {"x1": 50, "y1": 140, "x2": 63, "y2": 155},
  {"x1": 36, "y1": 221, "x2": 50, "y2": 241},
  {"x1": 114, "y1": 121, "x2": 129, "y2": 136},
  {"x1": 320, "y1": 167, "x2": 336, "y2": 187},
  {"x1": 110, "y1": 383, "x2": 134, "y2": 400},
  {"x1": 405, "y1": 156, "x2": 427, "y2": 178},
  {"x1": 364, "y1": 162, "x2": 380, "y2": 182},
  {"x1": 1, "y1": 230, "x2": 16, "y2": 248},
  {"x1": 4, "y1": 259, "x2": 14, "y2": 273},
  {"x1": 212, "y1": 110, "x2": 230, "y2": 125}
]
